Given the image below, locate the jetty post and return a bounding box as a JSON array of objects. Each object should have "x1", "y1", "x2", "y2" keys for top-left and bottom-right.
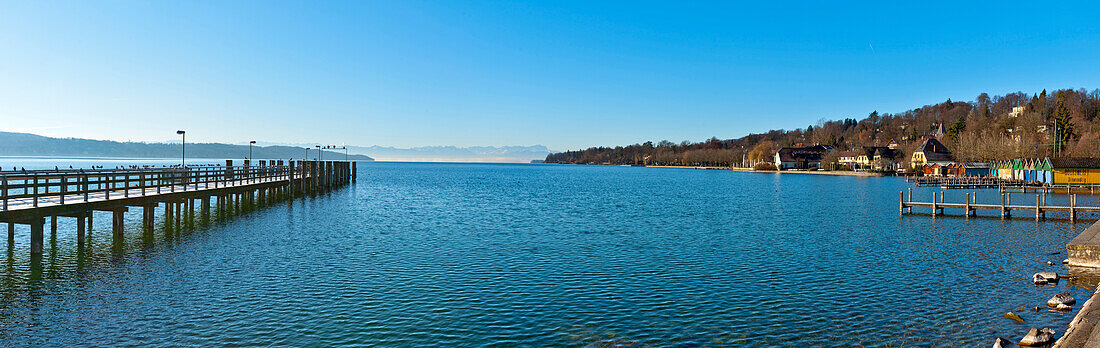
[
  {"x1": 29, "y1": 217, "x2": 43, "y2": 256},
  {"x1": 906, "y1": 189, "x2": 913, "y2": 214},
  {"x1": 1036, "y1": 194, "x2": 1042, "y2": 221},
  {"x1": 76, "y1": 213, "x2": 86, "y2": 245},
  {"x1": 965, "y1": 193, "x2": 971, "y2": 217},
  {"x1": 931, "y1": 192, "x2": 941, "y2": 216},
  {"x1": 1071, "y1": 194, "x2": 1077, "y2": 223},
  {"x1": 899, "y1": 191, "x2": 904, "y2": 215}
]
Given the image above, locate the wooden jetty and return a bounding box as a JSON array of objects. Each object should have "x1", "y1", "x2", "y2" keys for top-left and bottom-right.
[
  {"x1": 910, "y1": 176, "x2": 1002, "y2": 188},
  {"x1": 1, "y1": 159, "x2": 356, "y2": 257},
  {"x1": 899, "y1": 189, "x2": 1100, "y2": 222},
  {"x1": 908, "y1": 176, "x2": 1100, "y2": 194},
  {"x1": 999, "y1": 184, "x2": 1100, "y2": 195},
  {"x1": 909, "y1": 176, "x2": 1032, "y2": 189}
]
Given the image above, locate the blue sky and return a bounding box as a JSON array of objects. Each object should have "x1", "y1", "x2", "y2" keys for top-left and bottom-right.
[{"x1": 0, "y1": 1, "x2": 1098, "y2": 150}]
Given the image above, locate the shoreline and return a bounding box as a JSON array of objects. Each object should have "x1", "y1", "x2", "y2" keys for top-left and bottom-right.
[{"x1": 640, "y1": 165, "x2": 886, "y2": 177}]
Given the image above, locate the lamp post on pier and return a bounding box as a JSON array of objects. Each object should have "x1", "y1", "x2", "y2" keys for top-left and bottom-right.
[
  {"x1": 322, "y1": 145, "x2": 348, "y2": 161},
  {"x1": 176, "y1": 130, "x2": 186, "y2": 166},
  {"x1": 249, "y1": 140, "x2": 256, "y2": 161},
  {"x1": 316, "y1": 145, "x2": 322, "y2": 161}
]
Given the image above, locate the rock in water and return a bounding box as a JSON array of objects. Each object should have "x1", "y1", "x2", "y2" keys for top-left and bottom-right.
[
  {"x1": 1047, "y1": 261, "x2": 1055, "y2": 266},
  {"x1": 993, "y1": 337, "x2": 1020, "y2": 348},
  {"x1": 1003, "y1": 312, "x2": 1026, "y2": 323},
  {"x1": 1018, "y1": 328, "x2": 1055, "y2": 346},
  {"x1": 1033, "y1": 272, "x2": 1058, "y2": 284},
  {"x1": 1056, "y1": 303, "x2": 1072, "y2": 311},
  {"x1": 1047, "y1": 293, "x2": 1076, "y2": 307}
]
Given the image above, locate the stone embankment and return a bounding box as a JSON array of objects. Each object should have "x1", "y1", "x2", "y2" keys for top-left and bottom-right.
[{"x1": 1051, "y1": 220, "x2": 1100, "y2": 347}]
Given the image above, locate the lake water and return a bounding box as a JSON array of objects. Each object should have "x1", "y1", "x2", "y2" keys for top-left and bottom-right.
[{"x1": 2, "y1": 161, "x2": 1098, "y2": 346}]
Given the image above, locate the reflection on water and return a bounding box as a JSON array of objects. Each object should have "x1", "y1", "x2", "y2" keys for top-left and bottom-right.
[
  {"x1": 0, "y1": 161, "x2": 1098, "y2": 346},
  {"x1": 1068, "y1": 267, "x2": 1100, "y2": 288}
]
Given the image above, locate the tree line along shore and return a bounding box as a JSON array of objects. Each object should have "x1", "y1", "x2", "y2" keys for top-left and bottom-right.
[{"x1": 544, "y1": 88, "x2": 1100, "y2": 172}]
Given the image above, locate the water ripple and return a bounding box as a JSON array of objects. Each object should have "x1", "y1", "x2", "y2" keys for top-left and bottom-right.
[{"x1": 0, "y1": 163, "x2": 1093, "y2": 346}]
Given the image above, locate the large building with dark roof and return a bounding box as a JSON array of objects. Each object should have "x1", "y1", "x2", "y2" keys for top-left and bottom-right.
[
  {"x1": 910, "y1": 137, "x2": 952, "y2": 169},
  {"x1": 773, "y1": 145, "x2": 833, "y2": 170}
]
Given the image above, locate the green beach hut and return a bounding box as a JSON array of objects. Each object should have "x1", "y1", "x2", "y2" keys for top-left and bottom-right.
[{"x1": 1012, "y1": 159, "x2": 1024, "y2": 181}]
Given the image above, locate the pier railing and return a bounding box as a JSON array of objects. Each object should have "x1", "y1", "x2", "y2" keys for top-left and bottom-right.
[
  {"x1": 909, "y1": 176, "x2": 1099, "y2": 194},
  {"x1": 1, "y1": 163, "x2": 299, "y2": 211},
  {"x1": 910, "y1": 176, "x2": 1026, "y2": 188},
  {"x1": 1, "y1": 160, "x2": 356, "y2": 258}
]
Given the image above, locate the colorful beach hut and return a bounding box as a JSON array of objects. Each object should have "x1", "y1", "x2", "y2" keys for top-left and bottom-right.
[
  {"x1": 1037, "y1": 158, "x2": 1053, "y2": 184},
  {"x1": 1013, "y1": 159, "x2": 1024, "y2": 181},
  {"x1": 1024, "y1": 159, "x2": 1036, "y2": 182},
  {"x1": 1050, "y1": 158, "x2": 1100, "y2": 186},
  {"x1": 927, "y1": 163, "x2": 943, "y2": 176},
  {"x1": 998, "y1": 160, "x2": 1014, "y2": 180}
]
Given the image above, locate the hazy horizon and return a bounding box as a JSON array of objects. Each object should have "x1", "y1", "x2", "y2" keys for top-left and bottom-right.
[{"x1": 0, "y1": 130, "x2": 550, "y2": 163}]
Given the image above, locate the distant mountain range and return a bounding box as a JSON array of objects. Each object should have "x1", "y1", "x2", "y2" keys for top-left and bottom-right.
[
  {"x1": 348, "y1": 145, "x2": 551, "y2": 162},
  {"x1": 0, "y1": 132, "x2": 374, "y2": 161},
  {"x1": 247, "y1": 141, "x2": 552, "y2": 163}
]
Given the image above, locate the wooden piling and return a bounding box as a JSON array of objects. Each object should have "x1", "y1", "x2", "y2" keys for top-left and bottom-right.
[
  {"x1": 143, "y1": 205, "x2": 155, "y2": 231},
  {"x1": 1071, "y1": 194, "x2": 1077, "y2": 223},
  {"x1": 932, "y1": 192, "x2": 939, "y2": 216},
  {"x1": 77, "y1": 214, "x2": 86, "y2": 245},
  {"x1": 965, "y1": 193, "x2": 971, "y2": 217},
  {"x1": 112, "y1": 209, "x2": 125, "y2": 238},
  {"x1": 30, "y1": 217, "x2": 43, "y2": 256}
]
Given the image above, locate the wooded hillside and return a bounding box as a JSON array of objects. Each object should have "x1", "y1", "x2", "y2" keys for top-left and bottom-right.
[{"x1": 545, "y1": 88, "x2": 1100, "y2": 168}]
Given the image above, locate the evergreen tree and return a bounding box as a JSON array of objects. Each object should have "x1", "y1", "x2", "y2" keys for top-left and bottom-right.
[
  {"x1": 1039, "y1": 90, "x2": 1049, "y2": 117},
  {"x1": 946, "y1": 118, "x2": 966, "y2": 140},
  {"x1": 1053, "y1": 90, "x2": 1077, "y2": 156}
]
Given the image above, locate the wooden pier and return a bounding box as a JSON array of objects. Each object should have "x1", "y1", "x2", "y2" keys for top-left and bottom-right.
[
  {"x1": 999, "y1": 184, "x2": 1100, "y2": 195},
  {"x1": 909, "y1": 176, "x2": 1006, "y2": 188},
  {"x1": 908, "y1": 176, "x2": 1100, "y2": 194},
  {"x1": 1, "y1": 160, "x2": 356, "y2": 257},
  {"x1": 899, "y1": 190, "x2": 1100, "y2": 222}
]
